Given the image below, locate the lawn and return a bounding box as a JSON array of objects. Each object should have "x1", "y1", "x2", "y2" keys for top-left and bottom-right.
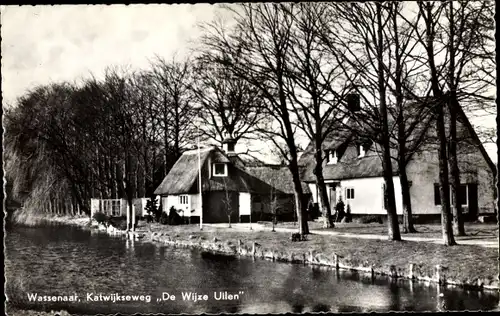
[{"x1": 137, "y1": 222, "x2": 498, "y2": 285}]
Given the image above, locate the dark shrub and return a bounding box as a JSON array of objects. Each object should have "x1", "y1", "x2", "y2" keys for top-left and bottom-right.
[
  {"x1": 345, "y1": 204, "x2": 352, "y2": 223},
  {"x1": 108, "y1": 216, "x2": 127, "y2": 230},
  {"x1": 308, "y1": 203, "x2": 321, "y2": 219},
  {"x1": 168, "y1": 206, "x2": 183, "y2": 225},
  {"x1": 335, "y1": 200, "x2": 345, "y2": 222},
  {"x1": 159, "y1": 212, "x2": 169, "y2": 225},
  {"x1": 144, "y1": 214, "x2": 154, "y2": 223},
  {"x1": 145, "y1": 197, "x2": 161, "y2": 222},
  {"x1": 108, "y1": 215, "x2": 139, "y2": 230},
  {"x1": 360, "y1": 215, "x2": 383, "y2": 224},
  {"x1": 92, "y1": 212, "x2": 108, "y2": 225}
]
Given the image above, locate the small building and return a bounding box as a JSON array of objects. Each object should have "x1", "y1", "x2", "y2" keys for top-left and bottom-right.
[
  {"x1": 299, "y1": 102, "x2": 496, "y2": 221},
  {"x1": 154, "y1": 140, "x2": 310, "y2": 224},
  {"x1": 90, "y1": 197, "x2": 159, "y2": 218}
]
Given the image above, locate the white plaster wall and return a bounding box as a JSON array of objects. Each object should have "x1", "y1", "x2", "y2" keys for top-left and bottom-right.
[
  {"x1": 406, "y1": 152, "x2": 442, "y2": 215},
  {"x1": 336, "y1": 177, "x2": 403, "y2": 215},
  {"x1": 309, "y1": 177, "x2": 404, "y2": 215},
  {"x1": 308, "y1": 183, "x2": 319, "y2": 204},
  {"x1": 90, "y1": 199, "x2": 100, "y2": 217},
  {"x1": 161, "y1": 197, "x2": 168, "y2": 213},
  {"x1": 190, "y1": 193, "x2": 202, "y2": 217},
  {"x1": 166, "y1": 195, "x2": 189, "y2": 217},
  {"x1": 407, "y1": 150, "x2": 495, "y2": 215}
]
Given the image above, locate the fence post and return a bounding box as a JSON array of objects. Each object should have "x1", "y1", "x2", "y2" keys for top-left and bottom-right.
[
  {"x1": 409, "y1": 263, "x2": 415, "y2": 280},
  {"x1": 435, "y1": 264, "x2": 441, "y2": 284},
  {"x1": 334, "y1": 253, "x2": 339, "y2": 270}
]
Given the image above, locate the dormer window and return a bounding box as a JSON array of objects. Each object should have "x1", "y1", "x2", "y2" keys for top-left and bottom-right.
[
  {"x1": 326, "y1": 150, "x2": 338, "y2": 165},
  {"x1": 357, "y1": 144, "x2": 366, "y2": 158},
  {"x1": 213, "y1": 163, "x2": 228, "y2": 177}
]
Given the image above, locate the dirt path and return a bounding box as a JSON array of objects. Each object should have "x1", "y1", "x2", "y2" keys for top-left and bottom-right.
[{"x1": 203, "y1": 223, "x2": 499, "y2": 248}]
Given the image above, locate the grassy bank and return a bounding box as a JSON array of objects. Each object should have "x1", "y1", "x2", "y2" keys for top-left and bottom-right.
[{"x1": 134, "y1": 223, "x2": 499, "y2": 291}]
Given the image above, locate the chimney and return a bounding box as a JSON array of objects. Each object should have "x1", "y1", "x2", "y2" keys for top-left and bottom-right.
[
  {"x1": 346, "y1": 93, "x2": 361, "y2": 112},
  {"x1": 222, "y1": 137, "x2": 237, "y2": 155}
]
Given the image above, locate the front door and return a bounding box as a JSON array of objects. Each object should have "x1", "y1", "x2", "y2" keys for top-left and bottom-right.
[
  {"x1": 329, "y1": 185, "x2": 336, "y2": 208},
  {"x1": 329, "y1": 182, "x2": 341, "y2": 210}
]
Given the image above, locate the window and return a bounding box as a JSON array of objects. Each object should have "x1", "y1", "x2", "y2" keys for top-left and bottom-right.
[
  {"x1": 457, "y1": 185, "x2": 468, "y2": 206},
  {"x1": 434, "y1": 184, "x2": 468, "y2": 206},
  {"x1": 357, "y1": 144, "x2": 366, "y2": 158},
  {"x1": 213, "y1": 163, "x2": 227, "y2": 176},
  {"x1": 102, "y1": 199, "x2": 121, "y2": 216},
  {"x1": 179, "y1": 195, "x2": 188, "y2": 205},
  {"x1": 227, "y1": 142, "x2": 235, "y2": 152},
  {"x1": 434, "y1": 184, "x2": 441, "y2": 205},
  {"x1": 346, "y1": 188, "x2": 355, "y2": 200}
]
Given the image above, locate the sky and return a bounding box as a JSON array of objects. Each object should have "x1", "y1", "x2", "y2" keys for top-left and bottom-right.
[
  {"x1": 1, "y1": 4, "x2": 497, "y2": 163},
  {"x1": 1, "y1": 4, "x2": 221, "y2": 104}
]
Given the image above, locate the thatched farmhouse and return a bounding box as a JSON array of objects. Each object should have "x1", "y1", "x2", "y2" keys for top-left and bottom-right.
[
  {"x1": 154, "y1": 139, "x2": 310, "y2": 224},
  {"x1": 299, "y1": 101, "x2": 496, "y2": 221}
]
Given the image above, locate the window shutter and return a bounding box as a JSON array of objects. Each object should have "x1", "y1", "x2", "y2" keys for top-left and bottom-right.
[{"x1": 382, "y1": 183, "x2": 387, "y2": 210}]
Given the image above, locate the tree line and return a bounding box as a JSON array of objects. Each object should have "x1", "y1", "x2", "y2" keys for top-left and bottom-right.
[{"x1": 5, "y1": 1, "x2": 495, "y2": 244}]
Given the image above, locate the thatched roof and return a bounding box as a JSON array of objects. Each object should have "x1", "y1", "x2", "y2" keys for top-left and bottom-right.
[
  {"x1": 154, "y1": 146, "x2": 216, "y2": 195},
  {"x1": 301, "y1": 154, "x2": 398, "y2": 182},
  {"x1": 300, "y1": 99, "x2": 496, "y2": 182},
  {"x1": 246, "y1": 165, "x2": 311, "y2": 194},
  {"x1": 154, "y1": 146, "x2": 310, "y2": 196}
]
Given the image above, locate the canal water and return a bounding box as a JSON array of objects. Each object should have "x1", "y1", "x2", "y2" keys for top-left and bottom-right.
[{"x1": 5, "y1": 225, "x2": 499, "y2": 314}]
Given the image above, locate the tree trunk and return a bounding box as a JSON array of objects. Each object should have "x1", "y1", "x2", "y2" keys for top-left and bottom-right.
[
  {"x1": 437, "y1": 101, "x2": 456, "y2": 246},
  {"x1": 421, "y1": 2, "x2": 455, "y2": 245},
  {"x1": 392, "y1": 2, "x2": 415, "y2": 234},
  {"x1": 315, "y1": 148, "x2": 333, "y2": 228},
  {"x1": 447, "y1": 1, "x2": 465, "y2": 237},
  {"x1": 116, "y1": 161, "x2": 125, "y2": 198},
  {"x1": 399, "y1": 160, "x2": 417, "y2": 233},
  {"x1": 289, "y1": 159, "x2": 309, "y2": 235},
  {"x1": 126, "y1": 153, "x2": 134, "y2": 231},
  {"x1": 448, "y1": 95, "x2": 465, "y2": 236},
  {"x1": 110, "y1": 158, "x2": 117, "y2": 199},
  {"x1": 137, "y1": 161, "x2": 146, "y2": 198},
  {"x1": 376, "y1": 2, "x2": 401, "y2": 241}
]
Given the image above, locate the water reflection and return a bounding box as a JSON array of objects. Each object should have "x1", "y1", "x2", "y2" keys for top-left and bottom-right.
[{"x1": 5, "y1": 226, "x2": 499, "y2": 314}]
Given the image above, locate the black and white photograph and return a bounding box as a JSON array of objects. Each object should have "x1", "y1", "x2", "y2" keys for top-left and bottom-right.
[{"x1": 2, "y1": 2, "x2": 498, "y2": 315}]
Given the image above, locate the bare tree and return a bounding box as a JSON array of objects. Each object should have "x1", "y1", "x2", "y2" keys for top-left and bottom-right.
[
  {"x1": 221, "y1": 178, "x2": 234, "y2": 228},
  {"x1": 283, "y1": 2, "x2": 353, "y2": 229},
  {"x1": 149, "y1": 55, "x2": 197, "y2": 176},
  {"x1": 200, "y1": 3, "x2": 310, "y2": 235},
  {"x1": 318, "y1": 2, "x2": 403, "y2": 240},
  {"x1": 191, "y1": 47, "x2": 265, "y2": 145},
  {"x1": 404, "y1": 1, "x2": 495, "y2": 243}
]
